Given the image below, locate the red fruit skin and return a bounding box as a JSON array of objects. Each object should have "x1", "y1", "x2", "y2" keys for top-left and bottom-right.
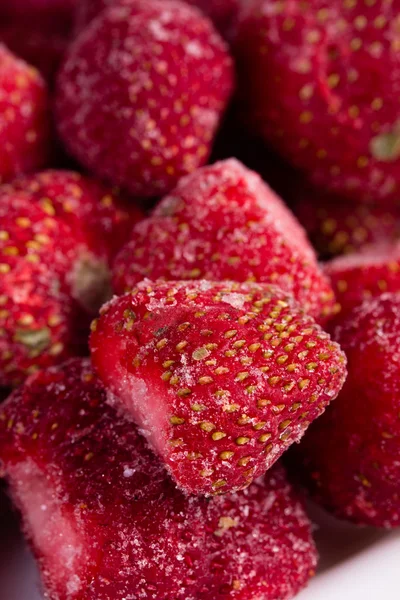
[
  {"x1": 295, "y1": 293, "x2": 400, "y2": 528},
  {"x1": 0, "y1": 194, "x2": 85, "y2": 387},
  {"x1": 1, "y1": 170, "x2": 143, "y2": 263},
  {"x1": 0, "y1": 358, "x2": 317, "y2": 599},
  {"x1": 112, "y1": 159, "x2": 336, "y2": 322},
  {"x1": 90, "y1": 279, "x2": 347, "y2": 496},
  {"x1": 235, "y1": 1, "x2": 400, "y2": 205},
  {"x1": 204, "y1": 469, "x2": 317, "y2": 599},
  {"x1": 0, "y1": 173, "x2": 142, "y2": 387},
  {"x1": 75, "y1": 0, "x2": 242, "y2": 39},
  {"x1": 324, "y1": 241, "x2": 400, "y2": 316},
  {"x1": 57, "y1": 0, "x2": 234, "y2": 198},
  {"x1": 295, "y1": 188, "x2": 400, "y2": 259},
  {"x1": 0, "y1": 45, "x2": 50, "y2": 183}
]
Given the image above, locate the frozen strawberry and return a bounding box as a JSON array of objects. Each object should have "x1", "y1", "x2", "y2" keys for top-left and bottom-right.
[
  {"x1": 56, "y1": 0, "x2": 234, "y2": 198},
  {"x1": 1, "y1": 169, "x2": 143, "y2": 262},
  {"x1": 325, "y1": 241, "x2": 400, "y2": 316},
  {"x1": 295, "y1": 189, "x2": 400, "y2": 259},
  {"x1": 0, "y1": 358, "x2": 318, "y2": 599},
  {"x1": 295, "y1": 293, "x2": 400, "y2": 527},
  {"x1": 75, "y1": 0, "x2": 242, "y2": 39},
  {"x1": 113, "y1": 159, "x2": 336, "y2": 321},
  {"x1": 235, "y1": 0, "x2": 400, "y2": 205},
  {"x1": 0, "y1": 194, "x2": 85, "y2": 387},
  {"x1": 0, "y1": 45, "x2": 50, "y2": 184},
  {"x1": 90, "y1": 279, "x2": 346, "y2": 496},
  {"x1": 0, "y1": 174, "x2": 141, "y2": 387},
  {"x1": 204, "y1": 466, "x2": 317, "y2": 599}
]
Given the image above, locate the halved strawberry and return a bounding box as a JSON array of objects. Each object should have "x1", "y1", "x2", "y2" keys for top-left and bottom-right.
[
  {"x1": 90, "y1": 279, "x2": 347, "y2": 496},
  {"x1": 0, "y1": 358, "x2": 317, "y2": 599},
  {"x1": 113, "y1": 159, "x2": 336, "y2": 322}
]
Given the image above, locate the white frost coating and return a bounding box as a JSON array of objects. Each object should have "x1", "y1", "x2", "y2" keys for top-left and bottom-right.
[
  {"x1": 185, "y1": 40, "x2": 203, "y2": 58},
  {"x1": 148, "y1": 19, "x2": 170, "y2": 41},
  {"x1": 124, "y1": 466, "x2": 135, "y2": 478},
  {"x1": 221, "y1": 292, "x2": 248, "y2": 309}
]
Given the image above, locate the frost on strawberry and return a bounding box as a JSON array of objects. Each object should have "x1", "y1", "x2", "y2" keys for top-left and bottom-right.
[
  {"x1": 2, "y1": 169, "x2": 143, "y2": 263},
  {"x1": 0, "y1": 194, "x2": 82, "y2": 387},
  {"x1": 113, "y1": 159, "x2": 336, "y2": 322},
  {"x1": 0, "y1": 358, "x2": 317, "y2": 599},
  {"x1": 0, "y1": 45, "x2": 50, "y2": 183},
  {"x1": 325, "y1": 240, "x2": 400, "y2": 316},
  {"x1": 90, "y1": 280, "x2": 347, "y2": 496},
  {"x1": 0, "y1": 174, "x2": 142, "y2": 387},
  {"x1": 295, "y1": 293, "x2": 400, "y2": 528},
  {"x1": 56, "y1": 0, "x2": 234, "y2": 197},
  {"x1": 235, "y1": 0, "x2": 400, "y2": 205},
  {"x1": 204, "y1": 467, "x2": 318, "y2": 599}
]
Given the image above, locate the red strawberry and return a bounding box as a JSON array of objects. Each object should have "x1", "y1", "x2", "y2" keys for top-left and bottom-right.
[
  {"x1": 75, "y1": 0, "x2": 242, "y2": 39},
  {"x1": 112, "y1": 159, "x2": 336, "y2": 321},
  {"x1": 1, "y1": 169, "x2": 143, "y2": 263},
  {"x1": 325, "y1": 241, "x2": 400, "y2": 316},
  {"x1": 0, "y1": 45, "x2": 50, "y2": 184},
  {"x1": 295, "y1": 188, "x2": 400, "y2": 259},
  {"x1": 90, "y1": 279, "x2": 346, "y2": 496},
  {"x1": 0, "y1": 194, "x2": 84, "y2": 387},
  {"x1": 204, "y1": 468, "x2": 317, "y2": 599},
  {"x1": 0, "y1": 175, "x2": 142, "y2": 387},
  {"x1": 294, "y1": 293, "x2": 400, "y2": 527},
  {"x1": 56, "y1": 0, "x2": 234, "y2": 198},
  {"x1": 0, "y1": 358, "x2": 317, "y2": 599},
  {"x1": 235, "y1": 0, "x2": 400, "y2": 205}
]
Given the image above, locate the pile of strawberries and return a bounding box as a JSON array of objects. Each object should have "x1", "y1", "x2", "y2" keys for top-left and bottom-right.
[{"x1": 0, "y1": 0, "x2": 399, "y2": 598}]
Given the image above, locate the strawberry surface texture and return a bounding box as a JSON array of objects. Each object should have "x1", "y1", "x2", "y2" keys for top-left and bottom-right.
[
  {"x1": 0, "y1": 45, "x2": 50, "y2": 184},
  {"x1": 112, "y1": 158, "x2": 336, "y2": 322},
  {"x1": 0, "y1": 172, "x2": 142, "y2": 387},
  {"x1": 325, "y1": 240, "x2": 400, "y2": 316},
  {"x1": 295, "y1": 293, "x2": 400, "y2": 527},
  {"x1": 235, "y1": 0, "x2": 400, "y2": 204},
  {"x1": 0, "y1": 358, "x2": 318, "y2": 599},
  {"x1": 90, "y1": 279, "x2": 347, "y2": 496},
  {"x1": 56, "y1": 0, "x2": 234, "y2": 197}
]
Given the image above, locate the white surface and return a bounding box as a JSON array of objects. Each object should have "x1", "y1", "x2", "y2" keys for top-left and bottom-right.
[{"x1": 1, "y1": 488, "x2": 399, "y2": 600}]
